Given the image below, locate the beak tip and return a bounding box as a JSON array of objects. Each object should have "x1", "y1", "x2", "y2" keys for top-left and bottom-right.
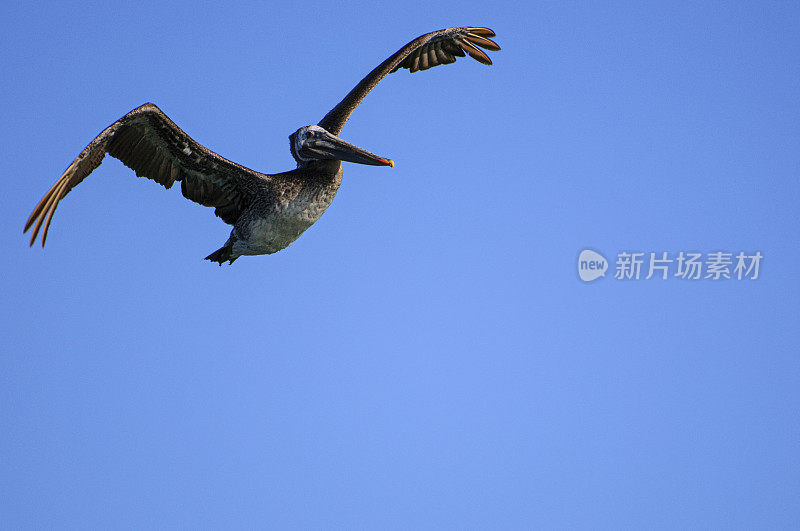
[{"x1": 388, "y1": 159, "x2": 395, "y2": 168}]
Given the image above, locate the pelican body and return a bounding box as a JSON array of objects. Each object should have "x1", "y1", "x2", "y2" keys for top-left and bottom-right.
[{"x1": 24, "y1": 27, "x2": 499, "y2": 264}]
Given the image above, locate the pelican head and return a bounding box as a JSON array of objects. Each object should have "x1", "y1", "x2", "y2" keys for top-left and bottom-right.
[{"x1": 290, "y1": 125, "x2": 394, "y2": 167}]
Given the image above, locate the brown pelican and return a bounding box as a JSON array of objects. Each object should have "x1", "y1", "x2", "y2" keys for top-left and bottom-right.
[{"x1": 24, "y1": 27, "x2": 499, "y2": 264}]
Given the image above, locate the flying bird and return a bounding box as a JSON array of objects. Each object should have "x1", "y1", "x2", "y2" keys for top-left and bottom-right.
[{"x1": 24, "y1": 27, "x2": 499, "y2": 264}]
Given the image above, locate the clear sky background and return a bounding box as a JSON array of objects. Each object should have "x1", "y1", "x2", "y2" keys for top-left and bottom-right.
[{"x1": 1, "y1": 1, "x2": 798, "y2": 528}]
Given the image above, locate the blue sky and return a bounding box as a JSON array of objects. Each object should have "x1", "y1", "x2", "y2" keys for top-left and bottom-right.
[{"x1": 1, "y1": 1, "x2": 798, "y2": 528}]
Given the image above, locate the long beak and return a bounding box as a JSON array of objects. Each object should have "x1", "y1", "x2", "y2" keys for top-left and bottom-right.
[{"x1": 312, "y1": 132, "x2": 394, "y2": 167}]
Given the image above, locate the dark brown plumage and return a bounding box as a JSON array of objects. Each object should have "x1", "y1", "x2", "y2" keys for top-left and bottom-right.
[
  {"x1": 24, "y1": 104, "x2": 259, "y2": 247},
  {"x1": 318, "y1": 27, "x2": 499, "y2": 136}
]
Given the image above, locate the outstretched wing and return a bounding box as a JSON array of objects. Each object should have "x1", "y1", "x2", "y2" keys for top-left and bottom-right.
[
  {"x1": 317, "y1": 27, "x2": 499, "y2": 136},
  {"x1": 25, "y1": 103, "x2": 263, "y2": 246}
]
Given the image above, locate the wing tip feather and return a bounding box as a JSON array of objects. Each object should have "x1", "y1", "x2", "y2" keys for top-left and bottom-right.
[{"x1": 466, "y1": 27, "x2": 496, "y2": 38}]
